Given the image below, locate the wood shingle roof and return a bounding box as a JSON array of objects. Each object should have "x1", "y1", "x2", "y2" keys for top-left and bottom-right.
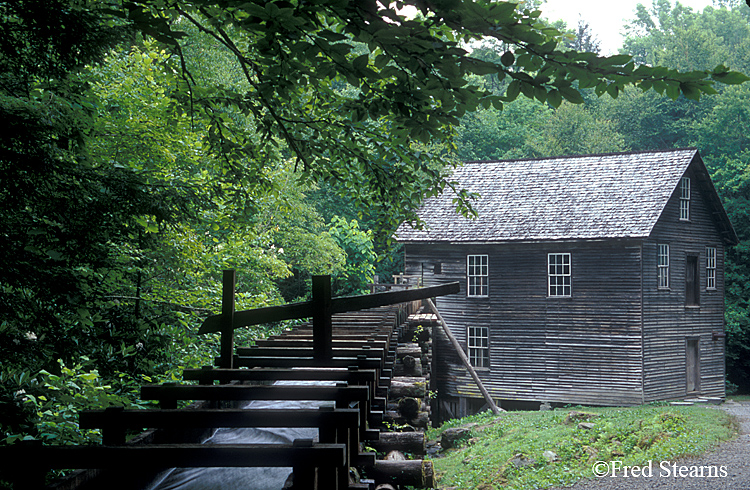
[{"x1": 397, "y1": 148, "x2": 737, "y2": 244}]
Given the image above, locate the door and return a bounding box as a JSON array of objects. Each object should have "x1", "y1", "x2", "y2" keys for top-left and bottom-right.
[{"x1": 686, "y1": 338, "x2": 700, "y2": 393}]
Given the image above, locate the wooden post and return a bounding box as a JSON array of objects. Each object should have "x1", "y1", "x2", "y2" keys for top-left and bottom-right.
[
  {"x1": 219, "y1": 269, "x2": 236, "y2": 369},
  {"x1": 426, "y1": 298, "x2": 502, "y2": 415},
  {"x1": 312, "y1": 275, "x2": 332, "y2": 360}
]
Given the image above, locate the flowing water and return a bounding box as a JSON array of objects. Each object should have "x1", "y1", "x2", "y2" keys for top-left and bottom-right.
[{"x1": 145, "y1": 381, "x2": 336, "y2": 490}]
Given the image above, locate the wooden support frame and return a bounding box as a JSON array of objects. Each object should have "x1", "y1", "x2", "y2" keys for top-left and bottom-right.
[{"x1": 200, "y1": 272, "x2": 459, "y2": 366}]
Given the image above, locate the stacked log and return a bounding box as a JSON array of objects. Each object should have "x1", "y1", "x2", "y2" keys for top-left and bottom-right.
[{"x1": 372, "y1": 313, "x2": 437, "y2": 488}]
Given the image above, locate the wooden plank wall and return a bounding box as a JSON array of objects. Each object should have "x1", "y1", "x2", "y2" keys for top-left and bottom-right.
[
  {"x1": 642, "y1": 164, "x2": 727, "y2": 402},
  {"x1": 405, "y1": 239, "x2": 646, "y2": 408}
]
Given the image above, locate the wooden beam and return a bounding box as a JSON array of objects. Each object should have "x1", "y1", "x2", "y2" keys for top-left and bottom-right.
[
  {"x1": 182, "y1": 367, "x2": 378, "y2": 385},
  {"x1": 219, "y1": 269, "x2": 235, "y2": 369},
  {"x1": 235, "y1": 347, "x2": 385, "y2": 359},
  {"x1": 229, "y1": 356, "x2": 384, "y2": 369},
  {"x1": 313, "y1": 275, "x2": 333, "y2": 359},
  {"x1": 0, "y1": 443, "x2": 347, "y2": 469},
  {"x1": 140, "y1": 385, "x2": 370, "y2": 404},
  {"x1": 199, "y1": 282, "x2": 459, "y2": 334},
  {"x1": 426, "y1": 298, "x2": 502, "y2": 415},
  {"x1": 80, "y1": 408, "x2": 360, "y2": 431}
]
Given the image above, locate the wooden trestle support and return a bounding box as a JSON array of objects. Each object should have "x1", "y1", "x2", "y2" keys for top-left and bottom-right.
[{"x1": 1, "y1": 272, "x2": 459, "y2": 490}]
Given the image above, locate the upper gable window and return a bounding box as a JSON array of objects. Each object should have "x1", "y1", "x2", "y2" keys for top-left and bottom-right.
[
  {"x1": 658, "y1": 244, "x2": 670, "y2": 289},
  {"x1": 467, "y1": 255, "x2": 488, "y2": 297},
  {"x1": 706, "y1": 247, "x2": 716, "y2": 290},
  {"x1": 680, "y1": 177, "x2": 691, "y2": 221},
  {"x1": 548, "y1": 253, "x2": 571, "y2": 297}
]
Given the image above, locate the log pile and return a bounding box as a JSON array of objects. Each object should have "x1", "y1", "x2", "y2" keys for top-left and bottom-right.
[{"x1": 369, "y1": 311, "x2": 438, "y2": 488}]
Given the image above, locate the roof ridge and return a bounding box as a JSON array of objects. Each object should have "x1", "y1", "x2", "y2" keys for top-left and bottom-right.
[{"x1": 463, "y1": 147, "x2": 698, "y2": 165}]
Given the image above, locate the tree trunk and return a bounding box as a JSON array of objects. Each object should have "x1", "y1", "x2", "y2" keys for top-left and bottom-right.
[
  {"x1": 385, "y1": 450, "x2": 406, "y2": 460},
  {"x1": 372, "y1": 460, "x2": 435, "y2": 488},
  {"x1": 384, "y1": 410, "x2": 430, "y2": 429},
  {"x1": 390, "y1": 377, "x2": 426, "y2": 398},
  {"x1": 396, "y1": 344, "x2": 422, "y2": 360},
  {"x1": 394, "y1": 355, "x2": 423, "y2": 376},
  {"x1": 369, "y1": 432, "x2": 426, "y2": 456},
  {"x1": 397, "y1": 397, "x2": 421, "y2": 419}
]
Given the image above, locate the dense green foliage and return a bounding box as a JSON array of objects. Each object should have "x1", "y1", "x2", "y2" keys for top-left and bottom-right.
[
  {"x1": 430, "y1": 404, "x2": 736, "y2": 489},
  {"x1": 1, "y1": 1, "x2": 749, "y2": 474}
]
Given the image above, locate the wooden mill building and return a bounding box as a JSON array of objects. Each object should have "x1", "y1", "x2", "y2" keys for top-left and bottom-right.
[{"x1": 396, "y1": 148, "x2": 738, "y2": 416}]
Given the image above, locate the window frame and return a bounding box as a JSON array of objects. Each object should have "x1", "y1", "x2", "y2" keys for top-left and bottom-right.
[
  {"x1": 658, "y1": 244, "x2": 670, "y2": 289},
  {"x1": 466, "y1": 254, "x2": 489, "y2": 297},
  {"x1": 547, "y1": 253, "x2": 571, "y2": 297},
  {"x1": 680, "y1": 176, "x2": 690, "y2": 221},
  {"x1": 467, "y1": 325, "x2": 490, "y2": 369},
  {"x1": 706, "y1": 246, "x2": 716, "y2": 290}
]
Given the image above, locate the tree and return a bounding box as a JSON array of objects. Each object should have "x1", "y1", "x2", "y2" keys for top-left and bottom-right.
[
  {"x1": 566, "y1": 18, "x2": 602, "y2": 54},
  {"x1": 111, "y1": 0, "x2": 748, "y2": 232},
  {"x1": 528, "y1": 102, "x2": 627, "y2": 157}
]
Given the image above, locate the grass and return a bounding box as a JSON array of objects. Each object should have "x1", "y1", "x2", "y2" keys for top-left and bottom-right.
[{"x1": 427, "y1": 403, "x2": 737, "y2": 490}]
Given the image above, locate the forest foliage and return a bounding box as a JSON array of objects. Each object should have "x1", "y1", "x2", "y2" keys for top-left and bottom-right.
[{"x1": 1, "y1": 0, "x2": 750, "y2": 460}]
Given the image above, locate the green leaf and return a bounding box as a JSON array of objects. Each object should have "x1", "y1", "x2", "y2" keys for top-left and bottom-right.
[
  {"x1": 559, "y1": 86, "x2": 584, "y2": 104},
  {"x1": 505, "y1": 79, "x2": 521, "y2": 101},
  {"x1": 712, "y1": 71, "x2": 750, "y2": 85},
  {"x1": 500, "y1": 51, "x2": 515, "y2": 67},
  {"x1": 547, "y1": 89, "x2": 562, "y2": 108},
  {"x1": 666, "y1": 83, "x2": 681, "y2": 100},
  {"x1": 679, "y1": 82, "x2": 702, "y2": 101},
  {"x1": 352, "y1": 54, "x2": 369, "y2": 73}
]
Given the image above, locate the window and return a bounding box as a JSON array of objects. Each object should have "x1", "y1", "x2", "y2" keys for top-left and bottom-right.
[
  {"x1": 680, "y1": 177, "x2": 690, "y2": 221},
  {"x1": 467, "y1": 255, "x2": 488, "y2": 297},
  {"x1": 468, "y1": 326, "x2": 489, "y2": 368},
  {"x1": 658, "y1": 244, "x2": 670, "y2": 289},
  {"x1": 706, "y1": 247, "x2": 716, "y2": 290},
  {"x1": 548, "y1": 253, "x2": 571, "y2": 297},
  {"x1": 686, "y1": 255, "x2": 700, "y2": 306}
]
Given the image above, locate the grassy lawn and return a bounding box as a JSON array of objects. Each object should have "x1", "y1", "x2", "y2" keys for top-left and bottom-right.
[{"x1": 427, "y1": 404, "x2": 737, "y2": 490}]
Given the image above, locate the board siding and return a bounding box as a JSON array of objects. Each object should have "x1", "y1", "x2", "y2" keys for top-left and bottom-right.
[
  {"x1": 642, "y1": 165, "x2": 727, "y2": 402},
  {"x1": 406, "y1": 240, "x2": 645, "y2": 407}
]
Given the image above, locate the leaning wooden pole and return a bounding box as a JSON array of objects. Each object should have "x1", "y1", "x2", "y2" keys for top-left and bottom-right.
[{"x1": 425, "y1": 298, "x2": 502, "y2": 415}]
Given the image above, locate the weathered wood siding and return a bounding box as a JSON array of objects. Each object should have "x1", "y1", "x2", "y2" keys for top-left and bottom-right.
[
  {"x1": 405, "y1": 239, "x2": 645, "y2": 407},
  {"x1": 643, "y1": 164, "x2": 726, "y2": 401}
]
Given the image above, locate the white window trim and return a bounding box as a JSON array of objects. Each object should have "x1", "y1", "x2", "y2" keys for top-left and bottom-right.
[
  {"x1": 680, "y1": 177, "x2": 690, "y2": 221},
  {"x1": 548, "y1": 253, "x2": 571, "y2": 297},
  {"x1": 658, "y1": 244, "x2": 670, "y2": 289},
  {"x1": 706, "y1": 246, "x2": 716, "y2": 290},
  {"x1": 467, "y1": 254, "x2": 489, "y2": 297},
  {"x1": 467, "y1": 326, "x2": 490, "y2": 369}
]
